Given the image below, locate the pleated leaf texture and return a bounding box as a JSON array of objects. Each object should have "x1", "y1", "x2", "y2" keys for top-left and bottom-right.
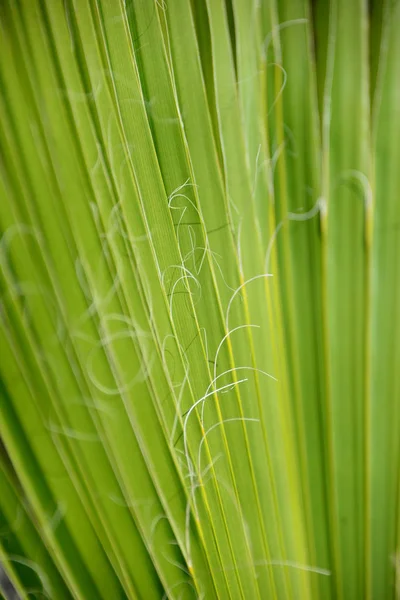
[{"x1": 0, "y1": 0, "x2": 399, "y2": 599}]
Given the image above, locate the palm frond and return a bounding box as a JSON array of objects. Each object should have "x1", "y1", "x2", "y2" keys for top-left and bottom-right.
[{"x1": 0, "y1": 1, "x2": 399, "y2": 599}]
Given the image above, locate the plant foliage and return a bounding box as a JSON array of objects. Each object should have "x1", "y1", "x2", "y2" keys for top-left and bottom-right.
[{"x1": 0, "y1": 0, "x2": 399, "y2": 598}]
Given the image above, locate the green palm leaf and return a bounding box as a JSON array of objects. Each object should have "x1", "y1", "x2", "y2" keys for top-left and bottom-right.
[{"x1": 0, "y1": 1, "x2": 399, "y2": 598}]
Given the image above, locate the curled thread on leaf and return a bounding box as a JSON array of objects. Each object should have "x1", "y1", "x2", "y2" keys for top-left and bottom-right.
[
  {"x1": 201, "y1": 367, "x2": 277, "y2": 425},
  {"x1": 3, "y1": 555, "x2": 51, "y2": 599},
  {"x1": 161, "y1": 579, "x2": 198, "y2": 600},
  {"x1": 213, "y1": 324, "x2": 259, "y2": 382},
  {"x1": 262, "y1": 19, "x2": 308, "y2": 61},
  {"x1": 46, "y1": 422, "x2": 100, "y2": 443},
  {"x1": 197, "y1": 417, "x2": 259, "y2": 472},
  {"x1": 181, "y1": 379, "x2": 248, "y2": 509},
  {"x1": 45, "y1": 502, "x2": 66, "y2": 534},
  {"x1": 265, "y1": 198, "x2": 322, "y2": 272},
  {"x1": 254, "y1": 558, "x2": 331, "y2": 576},
  {"x1": 85, "y1": 319, "x2": 155, "y2": 395},
  {"x1": 226, "y1": 274, "x2": 273, "y2": 330}
]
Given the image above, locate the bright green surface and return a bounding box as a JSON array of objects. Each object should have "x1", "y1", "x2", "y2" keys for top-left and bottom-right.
[{"x1": 0, "y1": 1, "x2": 399, "y2": 598}]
